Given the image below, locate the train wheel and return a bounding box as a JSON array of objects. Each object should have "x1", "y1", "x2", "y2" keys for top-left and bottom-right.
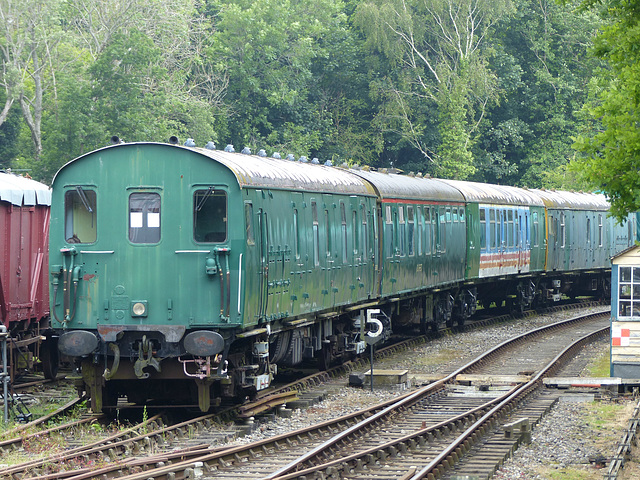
[{"x1": 41, "y1": 337, "x2": 59, "y2": 380}]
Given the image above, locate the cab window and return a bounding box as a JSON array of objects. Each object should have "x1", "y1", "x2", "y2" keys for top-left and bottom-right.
[
  {"x1": 194, "y1": 188, "x2": 227, "y2": 243},
  {"x1": 130, "y1": 193, "x2": 161, "y2": 244},
  {"x1": 64, "y1": 187, "x2": 97, "y2": 244}
]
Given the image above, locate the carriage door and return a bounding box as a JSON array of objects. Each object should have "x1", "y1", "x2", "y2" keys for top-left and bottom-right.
[{"x1": 258, "y1": 209, "x2": 269, "y2": 320}]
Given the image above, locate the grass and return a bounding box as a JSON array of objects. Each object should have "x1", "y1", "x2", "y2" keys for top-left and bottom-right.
[
  {"x1": 538, "y1": 466, "x2": 604, "y2": 480},
  {"x1": 584, "y1": 345, "x2": 611, "y2": 377}
]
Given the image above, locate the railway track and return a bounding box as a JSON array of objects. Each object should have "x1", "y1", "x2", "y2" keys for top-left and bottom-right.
[{"x1": 34, "y1": 309, "x2": 606, "y2": 480}]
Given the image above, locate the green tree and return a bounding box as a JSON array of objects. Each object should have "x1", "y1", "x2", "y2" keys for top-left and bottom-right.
[
  {"x1": 572, "y1": 0, "x2": 640, "y2": 222},
  {"x1": 355, "y1": 0, "x2": 511, "y2": 178},
  {"x1": 483, "y1": 0, "x2": 602, "y2": 188},
  {"x1": 206, "y1": 0, "x2": 376, "y2": 162},
  {"x1": 0, "y1": 0, "x2": 65, "y2": 160}
]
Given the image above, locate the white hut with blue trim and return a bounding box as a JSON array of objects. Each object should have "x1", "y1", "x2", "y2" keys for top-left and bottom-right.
[{"x1": 611, "y1": 244, "x2": 640, "y2": 378}]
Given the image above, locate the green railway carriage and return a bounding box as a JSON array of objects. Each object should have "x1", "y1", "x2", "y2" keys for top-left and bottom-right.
[
  {"x1": 531, "y1": 189, "x2": 636, "y2": 300},
  {"x1": 50, "y1": 142, "x2": 380, "y2": 411},
  {"x1": 347, "y1": 169, "x2": 469, "y2": 329},
  {"x1": 348, "y1": 169, "x2": 467, "y2": 296}
]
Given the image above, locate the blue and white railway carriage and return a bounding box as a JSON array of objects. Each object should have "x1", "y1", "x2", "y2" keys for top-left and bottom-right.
[
  {"x1": 611, "y1": 245, "x2": 640, "y2": 378},
  {"x1": 439, "y1": 180, "x2": 546, "y2": 282}
]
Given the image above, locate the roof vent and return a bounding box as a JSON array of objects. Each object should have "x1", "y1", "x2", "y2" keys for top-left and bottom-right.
[
  {"x1": 298, "y1": 156, "x2": 308, "y2": 163},
  {"x1": 169, "y1": 136, "x2": 179, "y2": 145},
  {"x1": 224, "y1": 144, "x2": 235, "y2": 153},
  {"x1": 272, "y1": 152, "x2": 281, "y2": 159},
  {"x1": 110, "y1": 136, "x2": 123, "y2": 145},
  {"x1": 311, "y1": 158, "x2": 319, "y2": 164},
  {"x1": 324, "y1": 160, "x2": 333, "y2": 166},
  {"x1": 416, "y1": 172, "x2": 423, "y2": 178},
  {"x1": 241, "y1": 146, "x2": 251, "y2": 154},
  {"x1": 205, "y1": 141, "x2": 216, "y2": 150},
  {"x1": 258, "y1": 149, "x2": 267, "y2": 157},
  {"x1": 286, "y1": 154, "x2": 295, "y2": 161},
  {"x1": 184, "y1": 138, "x2": 196, "y2": 147}
]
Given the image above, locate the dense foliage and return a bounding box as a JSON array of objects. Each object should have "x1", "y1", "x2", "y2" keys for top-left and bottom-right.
[
  {"x1": 0, "y1": 0, "x2": 617, "y2": 189},
  {"x1": 571, "y1": 0, "x2": 640, "y2": 222}
]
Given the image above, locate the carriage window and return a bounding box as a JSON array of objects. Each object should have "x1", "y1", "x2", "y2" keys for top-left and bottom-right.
[
  {"x1": 586, "y1": 217, "x2": 591, "y2": 244},
  {"x1": 507, "y1": 210, "x2": 514, "y2": 247},
  {"x1": 560, "y1": 212, "x2": 566, "y2": 248},
  {"x1": 65, "y1": 187, "x2": 97, "y2": 244},
  {"x1": 619, "y1": 266, "x2": 640, "y2": 317},
  {"x1": 193, "y1": 189, "x2": 226, "y2": 243},
  {"x1": 532, "y1": 212, "x2": 539, "y2": 247},
  {"x1": 385, "y1": 205, "x2": 392, "y2": 224},
  {"x1": 598, "y1": 214, "x2": 603, "y2": 247},
  {"x1": 312, "y1": 201, "x2": 319, "y2": 266},
  {"x1": 293, "y1": 209, "x2": 299, "y2": 258},
  {"x1": 399, "y1": 206, "x2": 406, "y2": 256},
  {"x1": 245, "y1": 202, "x2": 255, "y2": 245},
  {"x1": 490, "y1": 209, "x2": 496, "y2": 249},
  {"x1": 407, "y1": 206, "x2": 415, "y2": 256},
  {"x1": 130, "y1": 192, "x2": 161, "y2": 244},
  {"x1": 479, "y1": 209, "x2": 486, "y2": 250},
  {"x1": 341, "y1": 202, "x2": 348, "y2": 263},
  {"x1": 325, "y1": 209, "x2": 331, "y2": 257},
  {"x1": 460, "y1": 207, "x2": 465, "y2": 222},
  {"x1": 425, "y1": 207, "x2": 431, "y2": 254},
  {"x1": 416, "y1": 207, "x2": 422, "y2": 256},
  {"x1": 439, "y1": 207, "x2": 447, "y2": 252},
  {"x1": 352, "y1": 210, "x2": 358, "y2": 257},
  {"x1": 360, "y1": 204, "x2": 368, "y2": 258}
]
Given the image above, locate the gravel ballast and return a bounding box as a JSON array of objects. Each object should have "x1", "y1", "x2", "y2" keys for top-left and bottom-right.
[{"x1": 222, "y1": 306, "x2": 640, "y2": 479}]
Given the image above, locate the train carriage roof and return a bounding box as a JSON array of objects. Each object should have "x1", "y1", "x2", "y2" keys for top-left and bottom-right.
[
  {"x1": 0, "y1": 171, "x2": 51, "y2": 206},
  {"x1": 54, "y1": 143, "x2": 377, "y2": 196},
  {"x1": 528, "y1": 189, "x2": 610, "y2": 210},
  {"x1": 194, "y1": 148, "x2": 377, "y2": 196},
  {"x1": 347, "y1": 169, "x2": 465, "y2": 202},
  {"x1": 437, "y1": 179, "x2": 544, "y2": 206}
]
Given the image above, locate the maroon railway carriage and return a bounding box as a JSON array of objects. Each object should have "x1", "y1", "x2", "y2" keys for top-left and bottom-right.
[{"x1": 0, "y1": 171, "x2": 56, "y2": 380}]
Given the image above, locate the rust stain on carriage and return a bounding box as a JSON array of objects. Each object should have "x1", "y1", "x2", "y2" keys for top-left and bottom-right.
[
  {"x1": 97, "y1": 325, "x2": 125, "y2": 339},
  {"x1": 192, "y1": 334, "x2": 215, "y2": 345}
]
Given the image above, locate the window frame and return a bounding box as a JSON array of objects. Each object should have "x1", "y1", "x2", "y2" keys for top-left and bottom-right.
[
  {"x1": 64, "y1": 186, "x2": 97, "y2": 244},
  {"x1": 130, "y1": 192, "x2": 162, "y2": 244}
]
